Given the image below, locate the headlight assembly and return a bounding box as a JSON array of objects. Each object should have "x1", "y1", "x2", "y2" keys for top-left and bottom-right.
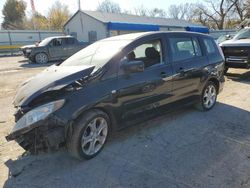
[
  {"x1": 12, "y1": 99, "x2": 65, "y2": 134},
  {"x1": 26, "y1": 49, "x2": 32, "y2": 53}
]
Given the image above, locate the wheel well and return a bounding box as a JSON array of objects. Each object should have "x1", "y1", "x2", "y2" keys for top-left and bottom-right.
[
  {"x1": 35, "y1": 52, "x2": 48, "y2": 57},
  {"x1": 208, "y1": 78, "x2": 219, "y2": 93},
  {"x1": 93, "y1": 107, "x2": 116, "y2": 132},
  {"x1": 70, "y1": 107, "x2": 116, "y2": 134}
]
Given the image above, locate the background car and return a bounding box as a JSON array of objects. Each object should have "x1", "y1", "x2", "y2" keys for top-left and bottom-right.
[
  {"x1": 220, "y1": 27, "x2": 250, "y2": 73},
  {"x1": 216, "y1": 34, "x2": 235, "y2": 44},
  {"x1": 23, "y1": 36, "x2": 88, "y2": 64}
]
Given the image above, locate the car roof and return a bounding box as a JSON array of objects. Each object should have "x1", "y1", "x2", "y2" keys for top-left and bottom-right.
[
  {"x1": 100, "y1": 31, "x2": 210, "y2": 42},
  {"x1": 44, "y1": 35, "x2": 74, "y2": 41}
]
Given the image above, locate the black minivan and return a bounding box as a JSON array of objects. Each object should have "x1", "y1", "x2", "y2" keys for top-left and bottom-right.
[{"x1": 6, "y1": 32, "x2": 225, "y2": 159}]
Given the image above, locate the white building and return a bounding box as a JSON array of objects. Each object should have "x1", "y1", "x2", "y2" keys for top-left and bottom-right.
[{"x1": 63, "y1": 10, "x2": 208, "y2": 43}]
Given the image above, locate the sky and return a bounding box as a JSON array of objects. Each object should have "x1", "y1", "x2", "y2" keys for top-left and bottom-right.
[{"x1": 0, "y1": 0, "x2": 199, "y2": 27}]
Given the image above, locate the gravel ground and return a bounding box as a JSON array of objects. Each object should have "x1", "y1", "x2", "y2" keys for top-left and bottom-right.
[{"x1": 0, "y1": 56, "x2": 250, "y2": 188}]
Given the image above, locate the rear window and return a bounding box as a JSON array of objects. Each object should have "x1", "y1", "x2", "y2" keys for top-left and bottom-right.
[
  {"x1": 203, "y1": 38, "x2": 216, "y2": 54},
  {"x1": 169, "y1": 37, "x2": 202, "y2": 62}
]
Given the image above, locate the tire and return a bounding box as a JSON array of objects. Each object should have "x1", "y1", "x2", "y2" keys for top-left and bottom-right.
[
  {"x1": 195, "y1": 81, "x2": 217, "y2": 111},
  {"x1": 67, "y1": 110, "x2": 110, "y2": 160},
  {"x1": 35, "y1": 53, "x2": 48, "y2": 64}
]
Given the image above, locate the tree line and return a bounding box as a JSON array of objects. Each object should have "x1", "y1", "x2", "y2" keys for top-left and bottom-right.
[
  {"x1": 1, "y1": 0, "x2": 71, "y2": 30},
  {"x1": 2, "y1": 0, "x2": 250, "y2": 31},
  {"x1": 97, "y1": 0, "x2": 250, "y2": 30}
]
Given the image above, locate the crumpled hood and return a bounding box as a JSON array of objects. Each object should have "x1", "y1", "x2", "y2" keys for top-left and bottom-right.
[
  {"x1": 20, "y1": 44, "x2": 36, "y2": 49},
  {"x1": 220, "y1": 39, "x2": 250, "y2": 47},
  {"x1": 13, "y1": 65, "x2": 95, "y2": 107}
]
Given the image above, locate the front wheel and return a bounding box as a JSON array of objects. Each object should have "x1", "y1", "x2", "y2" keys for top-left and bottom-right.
[
  {"x1": 35, "y1": 53, "x2": 48, "y2": 64},
  {"x1": 67, "y1": 110, "x2": 110, "y2": 160},
  {"x1": 195, "y1": 81, "x2": 217, "y2": 111}
]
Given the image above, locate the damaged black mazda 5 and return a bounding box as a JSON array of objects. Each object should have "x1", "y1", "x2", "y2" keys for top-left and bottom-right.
[{"x1": 6, "y1": 32, "x2": 225, "y2": 160}]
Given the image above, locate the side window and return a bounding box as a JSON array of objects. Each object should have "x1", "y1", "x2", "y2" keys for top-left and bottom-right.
[
  {"x1": 203, "y1": 38, "x2": 216, "y2": 54},
  {"x1": 124, "y1": 39, "x2": 163, "y2": 68},
  {"x1": 64, "y1": 38, "x2": 75, "y2": 45},
  {"x1": 50, "y1": 38, "x2": 62, "y2": 46},
  {"x1": 169, "y1": 37, "x2": 202, "y2": 62}
]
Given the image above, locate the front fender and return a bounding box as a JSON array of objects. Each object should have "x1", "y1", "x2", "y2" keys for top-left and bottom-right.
[{"x1": 29, "y1": 47, "x2": 49, "y2": 61}]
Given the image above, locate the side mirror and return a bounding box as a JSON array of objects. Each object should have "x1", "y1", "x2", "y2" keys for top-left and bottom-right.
[
  {"x1": 122, "y1": 60, "x2": 144, "y2": 73},
  {"x1": 226, "y1": 34, "x2": 231, "y2": 39}
]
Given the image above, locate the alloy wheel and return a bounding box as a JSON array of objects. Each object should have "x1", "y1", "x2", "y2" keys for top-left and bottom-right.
[
  {"x1": 36, "y1": 53, "x2": 48, "y2": 64},
  {"x1": 203, "y1": 84, "x2": 217, "y2": 109},
  {"x1": 81, "y1": 117, "x2": 108, "y2": 156}
]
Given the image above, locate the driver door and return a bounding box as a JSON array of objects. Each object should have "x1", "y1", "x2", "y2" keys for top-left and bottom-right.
[
  {"x1": 115, "y1": 37, "x2": 173, "y2": 124},
  {"x1": 48, "y1": 38, "x2": 63, "y2": 59}
]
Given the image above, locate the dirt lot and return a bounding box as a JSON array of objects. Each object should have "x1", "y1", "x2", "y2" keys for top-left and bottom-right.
[{"x1": 0, "y1": 56, "x2": 250, "y2": 188}]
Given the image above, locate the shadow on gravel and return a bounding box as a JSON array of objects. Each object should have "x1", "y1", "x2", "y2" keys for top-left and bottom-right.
[
  {"x1": 19, "y1": 61, "x2": 59, "y2": 69},
  {"x1": 18, "y1": 59, "x2": 29, "y2": 63},
  {"x1": 3, "y1": 103, "x2": 250, "y2": 188},
  {"x1": 226, "y1": 70, "x2": 250, "y2": 83},
  {"x1": 20, "y1": 63, "x2": 53, "y2": 68}
]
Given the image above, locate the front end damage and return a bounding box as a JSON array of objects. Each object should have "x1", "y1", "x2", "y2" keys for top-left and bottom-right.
[
  {"x1": 6, "y1": 100, "x2": 67, "y2": 153},
  {"x1": 5, "y1": 64, "x2": 99, "y2": 154},
  {"x1": 6, "y1": 115, "x2": 66, "y2": 153}
]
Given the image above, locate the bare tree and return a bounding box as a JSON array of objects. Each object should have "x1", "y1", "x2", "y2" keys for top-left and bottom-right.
[
  {"x1": 148, "y1": 8, "x2": 166, "y2": 18},
  {"x1": 168, "y1": 3, "x2": 194, "y2": 20},
  {"x1": 197, "y1": 0, "x2": 239, "y2": 29},
  {"x1": 133, "y1": 5, "x2": 149, "y2": 16},
  {"x1": 231, "y1": 0, "x2": 248, "y2": 21},
  {"x1": 191, "y1": 5, "x2": 215, "y2": 28},
  {"x1": 96, "y1": 0, "x2": 121, "y2": 13},
  {"x1": 246, "y1": 0, "x2": 250, "y2": 18},
  {"x1": 168, "y1": 5, "x2": 180, "y2": 19}
]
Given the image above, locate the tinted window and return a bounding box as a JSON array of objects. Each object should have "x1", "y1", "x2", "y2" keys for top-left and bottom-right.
[
  {"x1": 124, "y1": 39, "x2": 162, "y2": 68},
  {"x1": 169, "y1": 37, "x2": 202, "y2": 62},
  {"x1": 203, "y1": 38, "x2": 216, "y2": 54},
  {"x1": 64, "y1": 38, "x2": 75, "y2": 45},
  {"x1": 50, "y1": 38, "x2": 62, "y2": 46}
]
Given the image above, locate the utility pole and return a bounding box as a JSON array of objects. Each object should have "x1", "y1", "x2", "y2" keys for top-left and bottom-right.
[
  {"x1": 78, "y1": 0, "x2": 81, "y2": 10},
  {"x1": 30, "y1": 0, "x2": 37, "y2": 30}
]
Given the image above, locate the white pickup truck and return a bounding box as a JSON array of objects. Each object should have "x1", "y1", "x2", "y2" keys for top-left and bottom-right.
[{"x1": 220, "y1": 28, "x2": 250, "y2": 73}]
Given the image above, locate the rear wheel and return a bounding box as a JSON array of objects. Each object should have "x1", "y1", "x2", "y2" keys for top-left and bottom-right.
[
  {"x1": 195, "y1": 81, "x2": 217, "y2": 111},
  {"x1": 35, "y1": 53, "x2": 48, "y2": 64},
  {"x1": 67, "y1": 110, "x2": 110, "y2": 160}
]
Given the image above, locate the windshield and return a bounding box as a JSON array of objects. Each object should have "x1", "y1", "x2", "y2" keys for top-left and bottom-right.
[
  {"x1": 217, "y1": 34, "x2": 234, "y2": 44},
  {"x1": 38, "y1": 38, "x2": 53, "y2": 46},
  {"x1": 233, "y1": 28, "x2": 250, "y2": 40},
  {"x1": 60, "y1": 40, "x2": 131, "y2": 68}
]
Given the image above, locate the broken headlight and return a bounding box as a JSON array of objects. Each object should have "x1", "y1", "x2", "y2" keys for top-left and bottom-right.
[
  {"x1": 26, "y1": 49, "x2": 32, "y2": 53},
  {"x1": 12, "y1": 99, "x2": 65, "y2": 134}
]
